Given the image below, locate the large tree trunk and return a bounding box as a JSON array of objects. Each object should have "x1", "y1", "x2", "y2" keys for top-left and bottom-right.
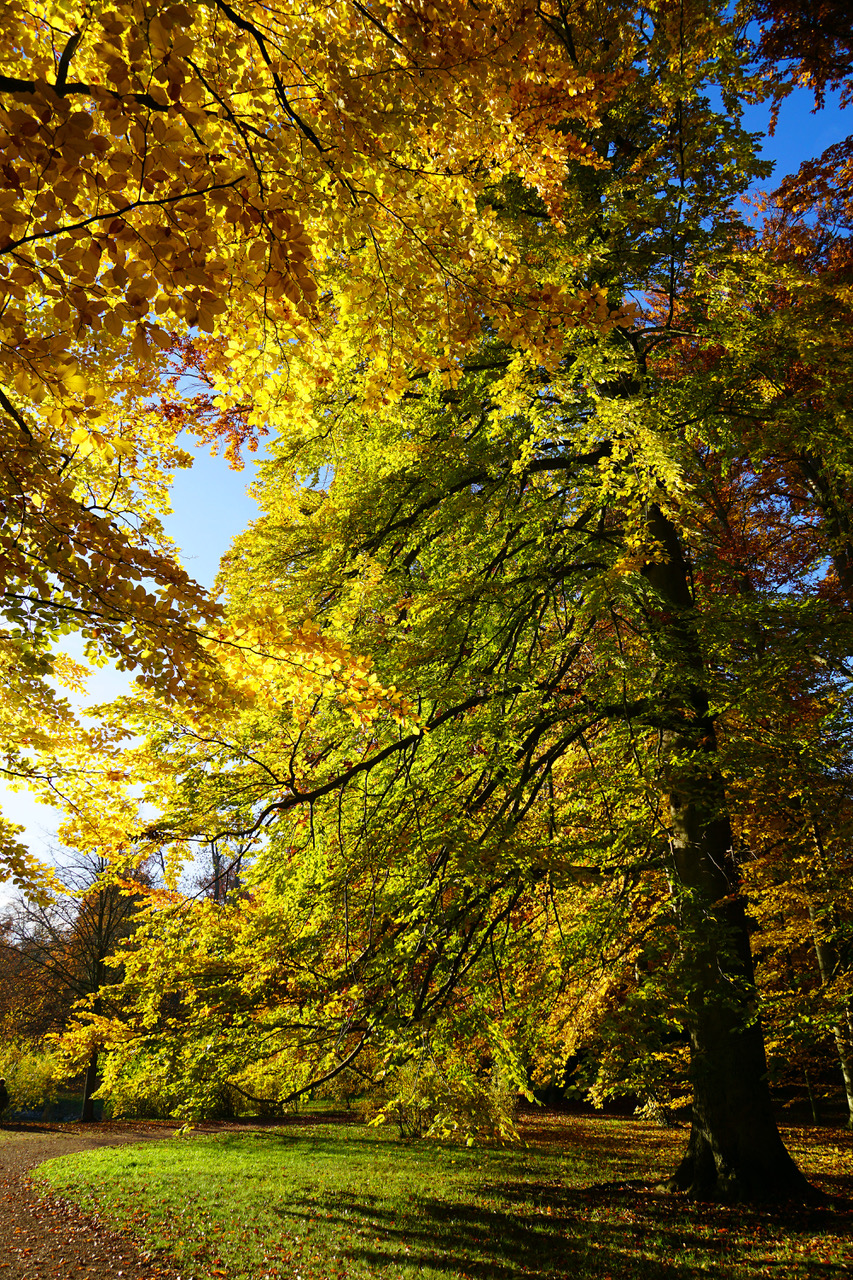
[
  {"x1": 802, "y1": 850, "x2": 853, "y2": 1128},
  {"x1": 644, "y1": 505, "x2": 819, "y2": 1201}
]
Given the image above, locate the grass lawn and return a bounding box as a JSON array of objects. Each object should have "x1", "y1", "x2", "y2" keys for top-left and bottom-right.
[{"x1": 32, "y1": 1113, "x2": 853, "y2": 1279}]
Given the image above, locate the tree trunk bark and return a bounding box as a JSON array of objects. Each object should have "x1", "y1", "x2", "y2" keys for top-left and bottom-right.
[
  {"x1": 644, "y1": 505, "x2": 819, "y2": 1201},
  {"x1": 803, "y1": 874, "x2": 853, "y2": 1129},
  {"x1": 80, "y1": 1046, "x2": 100, "y2": 1123}
]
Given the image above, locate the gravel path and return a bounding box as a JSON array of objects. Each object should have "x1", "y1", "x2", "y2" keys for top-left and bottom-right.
[{"x1": 0, "y1": 1122, "x2": 191, "y2": 1280}]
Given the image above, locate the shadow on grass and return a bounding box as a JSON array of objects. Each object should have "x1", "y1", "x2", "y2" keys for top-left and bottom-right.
[
  {"x1": 0, "y1": 1121, "x2": 74, "y2": 1135},
  {"x1": 113, "y1": 1117, "x2": 851, "y2": 1279},
  {"x1": 34, "y1": 1117, "x2": 853, "y2": 1280},
  {"x1": 281, "y1": 1188, "x2": 707, "y2": 1278},
  {"x1": 267, "y1": 1185, "x2": 723, "y2": 1279},
  {"x1": 260, "y1": 1169, "x2": 853, "y2": 1280}
]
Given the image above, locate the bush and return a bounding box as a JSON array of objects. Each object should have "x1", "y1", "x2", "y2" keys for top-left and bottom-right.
[
  {"x1": 100, "y1": 1047, "x2": 261, "y2": 1120},
  {"x1": 0, "y1": 1043, "x2": 61, "y2": 1115},
  {"x1": 364, "y1": 1056, "x2": 519, "y2": 1142}
]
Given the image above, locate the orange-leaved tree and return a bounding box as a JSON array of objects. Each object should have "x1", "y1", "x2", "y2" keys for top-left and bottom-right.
[{"x1": 1, "y1": 0, "x2": 646, "y2": 891}]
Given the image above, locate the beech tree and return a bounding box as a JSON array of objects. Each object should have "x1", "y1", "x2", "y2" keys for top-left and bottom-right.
[
  {"x1": 756, "y1": 0, "x2": 853, "y2": 107},
  {"x1": 88, "y1": 327, "x2": 851, "y2": 1193},
  {"x1": 2, "y1": 0, "x2": 640, "y2": 890},
  {"x1": 11, "y1": 0, "x2": 853, "y2": 1202}
]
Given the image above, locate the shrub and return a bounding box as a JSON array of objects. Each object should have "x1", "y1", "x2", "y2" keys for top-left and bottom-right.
[
  {"x1": 0, "y1": 1043, "x2": 61, "y2": 1115},
  {"x1": 364, "y1": 1055, "x2": 519, "y2": 1142}
]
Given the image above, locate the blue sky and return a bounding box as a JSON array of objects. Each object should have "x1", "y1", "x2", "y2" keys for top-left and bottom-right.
[
  {"x1": 1, "y1": 81, "x2": 851, "y2": 888},
  {"x1": 743, "y1": 85, "x2": 849, "y2": 189},
  {"x1": 166, "y1": 435, "x2": 265, "y2": 589}
]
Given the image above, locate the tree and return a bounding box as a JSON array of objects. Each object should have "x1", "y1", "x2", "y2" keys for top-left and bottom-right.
[
  {"x1": 97, "y1": 309, "x2": 843, "y2": 1197},
  {"x1": 648, "y1": 35, "x2": 853, "y2": 1128},
  {"x1": 221, "y1": 368, "x2": 830, "y2": 1200},
  {"x1": 0, "y1": 850, "x2": 146, "y2": 1118},
  {"x1": 23, "y1": 0, "x2": 853, "y2": 1201},
  {"x1": 3, "y1": 0, "x2": 642, "y2": 891},
  {"x1": 756, "y1": 0, "x2": 853, "y2": 108}
]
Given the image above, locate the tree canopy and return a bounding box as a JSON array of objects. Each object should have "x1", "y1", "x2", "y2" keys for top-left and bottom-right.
[{"x1": 2, "y1": 0, "x2": 853, "y2": 1202}]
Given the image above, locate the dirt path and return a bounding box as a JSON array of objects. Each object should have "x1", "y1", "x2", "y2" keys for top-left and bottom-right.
[{"x1": 0, "y1": 1122, "x2": 193, "y2": 1280}]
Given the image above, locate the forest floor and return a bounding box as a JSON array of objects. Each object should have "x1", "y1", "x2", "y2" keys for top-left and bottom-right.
[
  {"x1": 0, "y1": 1118, "x2": 226, "y2": 1279},
  {"x1": 8, "y1": 1110, "x2": 850, "y2": 1279}
]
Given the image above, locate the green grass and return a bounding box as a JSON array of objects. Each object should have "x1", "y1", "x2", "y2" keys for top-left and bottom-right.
[{"x1": 32, "y1": 1114, "x2": 853, "y2": 1279}]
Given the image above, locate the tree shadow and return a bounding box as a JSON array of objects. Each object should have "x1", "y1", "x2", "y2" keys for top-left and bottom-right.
[
  {"x1": 259, "y1": 1167, "x2": 853, "y2": 1279},
  {"x1": 201, "y1": 1118, "x2": 853, "y2": 1278},
  {"x1": 0, "y1": 1120, "x2": 72, "y2": 1135},
  {"x1": 269, "y1": 1185, "x2": 709, "y2": 1278}
]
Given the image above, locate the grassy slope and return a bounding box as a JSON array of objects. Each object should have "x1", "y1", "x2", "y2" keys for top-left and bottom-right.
[{"x1": 32, "y1": 1114, "x2": 853, "y2": 1279}]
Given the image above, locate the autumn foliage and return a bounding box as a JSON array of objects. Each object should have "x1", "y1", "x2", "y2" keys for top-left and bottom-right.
[{"x1": 1, "y1": 0, "x2": 852, "y2": 1202}]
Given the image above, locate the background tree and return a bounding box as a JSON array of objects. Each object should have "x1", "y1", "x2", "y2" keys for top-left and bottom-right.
[
  {"x1": 756, "y1": 0, "x2": 853, "y2": 108},
  {"x1": 1, "y1": 850, "x2": 146, "y2": 1118}
]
